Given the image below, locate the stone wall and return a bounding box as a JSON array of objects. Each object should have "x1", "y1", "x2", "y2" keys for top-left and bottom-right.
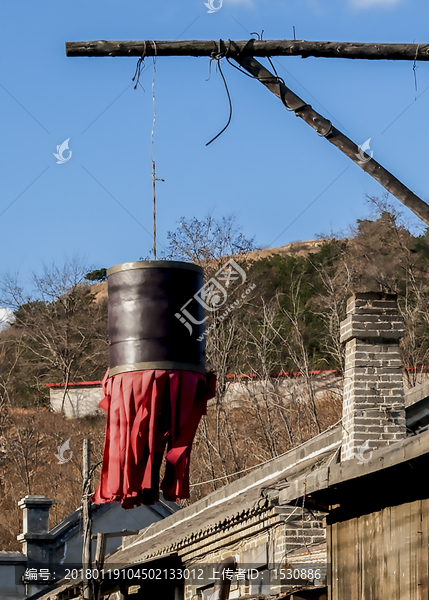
[
  {"x1": 220, "y1": 371, "x2": 342, "y2": 409},
  {"x1": 49, "y1": 385, "x2": 103, "y2": 418},
  {"x1": 181, "y1": 506, "x2": 326, "y2": 600}
]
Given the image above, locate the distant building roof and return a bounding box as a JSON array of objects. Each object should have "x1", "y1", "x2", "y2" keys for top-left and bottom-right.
[
  {"x1": 45, "y1": 364, "x2": 429, "y2": 386},
  {"x1": 45, "y1": 371, "x2": 340, "y2": 388}
]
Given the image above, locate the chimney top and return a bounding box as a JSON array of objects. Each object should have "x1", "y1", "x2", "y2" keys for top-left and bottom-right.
[
  {"x1": 346, "y1": 292, "x2": 398, "y2": 315},
  {"x1": 340, "y1": 292, "x2": 404, "y2": 345},
  {"x1": 18, "y1": 496, "x2": 54, "y2": 538},
  {"x1": 18, "y1": 496, "x2": 54, "y2": 509}
]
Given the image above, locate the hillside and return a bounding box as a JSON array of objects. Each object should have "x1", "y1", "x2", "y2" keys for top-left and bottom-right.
[
  {"x1": 2, "y1": 208, "x2": 429, "y2": 405},
  {"x1": 89, "y1": 239, "x2": 329, "y2": 303}
]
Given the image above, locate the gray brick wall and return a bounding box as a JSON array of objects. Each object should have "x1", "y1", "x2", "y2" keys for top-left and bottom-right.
[
  {"x1": 182, "y1": 507, "x2": 326, "y2": 600},
  {"x1": 340, "y1": 293, "x2": 406, "y2": 461}
]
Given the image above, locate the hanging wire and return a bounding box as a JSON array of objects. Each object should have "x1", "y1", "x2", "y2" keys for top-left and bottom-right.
[
  {"x1": 224, "y1": 36, "x2": 293, "y2": 113},
  {"x1": 413, "y1": 40, "x2": 420, "y2": 100},
  {"x1": 205, "y1": 58, "x2": 233, "y2": 146},
  {"x1": 225, "y1": 36, "x2": 257, "y2": 77},
  {"x1": 206, "y1": 58, "x2": 214, "y2": 81},
  {"x1": 223, "y1": 33, "x2": 287, "y2": 89},
  {"x1": 205, "y1": 34, "x2": 299, "y2": 146},
  {"x1": 132, "y1": 40, "x2": 147, "y2": 90},
  {"x1": 133, "y1": 41, "x2": 162, "y2": 259},
  {"x1": 151, "y1": 41, "x2": 157, "y2": 162}
]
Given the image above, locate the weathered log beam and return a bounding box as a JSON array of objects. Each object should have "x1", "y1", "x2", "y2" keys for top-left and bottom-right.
[
  {"x1": 65, "y1": 39, "x2": 429, "y2": 61},
  {"x1": 234, "y1": 52, "x2": 429, "y2": 226}
]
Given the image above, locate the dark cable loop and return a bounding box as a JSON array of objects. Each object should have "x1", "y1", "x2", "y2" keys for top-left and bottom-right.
[
  {"x1": 132, "y1": 40, "x2": 147, "y2": 89},
  {"x1": 250, "y1": 30, "x2": 264, "y2": 41},
  {"x1": 413, "y1": 40, "x2": 420, "y2": 98},
  {"x1": 226, "y1": 56, "x2": 256, "y2": 78},
  {"x1": 237, "y1": 37, "x2": 257, "y2": 59},
  {"x1": 205, "y1": 58, "x2": 233, "y2": 146},
  {"x1": 206, "y1": 58, "x2": 214, "y2": 81},
  {"x1": 225, "y1": 38, "x2": 231, "y2": 58},
  {"x1": 265, "y1": 56, "x2": 292, "y2": 111},
  {"x1": 205, "y1": 36, "x2": 332, "y2": 144},
  {"x1": 224, "y1": 36, "x2": 293, "y2": 112},
  {"x1": 227, "y1": 48, "x2": 294, "y2": 112}
]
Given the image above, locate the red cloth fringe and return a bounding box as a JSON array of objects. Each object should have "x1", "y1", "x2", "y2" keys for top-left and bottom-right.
[{"x1": 92, "y1": 369, "x2": 216, "y2": 508}]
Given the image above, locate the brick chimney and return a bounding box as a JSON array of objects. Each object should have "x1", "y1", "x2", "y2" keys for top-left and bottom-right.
[
  {"x1": 17, "y1": 495, "x2": 53, "y2": 562},
  {"x1": 340, "y1": 292, "x2": 406, "y2": 461}
]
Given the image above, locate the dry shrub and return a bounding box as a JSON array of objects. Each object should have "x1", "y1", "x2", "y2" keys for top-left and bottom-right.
[
  {"x1": 189, "y1": 382, "x2": 342, "y2": 502},
  {"x1": 0, "y1": 408, "x2": 106, "y2": 550}
]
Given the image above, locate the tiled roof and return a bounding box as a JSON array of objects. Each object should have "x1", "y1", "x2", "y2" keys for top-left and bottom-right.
[{"x1": 106, "y1": 427, "x2": 341, "y2": 566}]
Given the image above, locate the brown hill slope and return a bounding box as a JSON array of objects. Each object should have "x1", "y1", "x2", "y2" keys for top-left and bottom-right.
[{"x1": 90, "y1": 240, "x2": 329, "y2": 301}]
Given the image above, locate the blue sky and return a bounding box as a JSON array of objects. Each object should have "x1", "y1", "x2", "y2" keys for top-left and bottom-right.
[{"x1": 1, "y1": 0, "x2": 429, "y2": 287}]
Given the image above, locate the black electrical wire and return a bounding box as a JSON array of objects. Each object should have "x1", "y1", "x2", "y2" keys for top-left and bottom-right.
[{"x1": 206, "y1": 59, "x2": 233, "y2": 146}]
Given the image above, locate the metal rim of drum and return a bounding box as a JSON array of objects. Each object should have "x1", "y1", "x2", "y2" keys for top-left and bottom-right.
[
  {"x1": 107, "y1": 260, "x2": 203, "y2": 278},
  {"x1": 108, "y1": 260, "x2": 206, "y2": 376},
  {"x1": 109, "y1": 361, "x2": 206, "y2": 377}
]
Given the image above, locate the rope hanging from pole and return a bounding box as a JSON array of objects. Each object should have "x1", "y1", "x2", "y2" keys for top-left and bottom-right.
[{"x1": 133, "y1": 41, "x2": 164, "y2": 259}]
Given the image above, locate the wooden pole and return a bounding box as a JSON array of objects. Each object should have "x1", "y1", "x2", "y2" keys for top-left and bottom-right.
[
  {"x1": 82, "y1": 439, "x2": 92, "y2": 600},
  {"x1": 93, "y1": 532, "x2": 106, "y2": 600},
  {"x1": 65, "y1": 39, "x2": 429, "y2": 61},
  {"x1": 234, "y1": 53, "x2": 429, "y2": 226}
]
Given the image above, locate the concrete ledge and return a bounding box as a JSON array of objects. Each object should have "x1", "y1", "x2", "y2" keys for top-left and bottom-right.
[
  {"x1": 18, "y1": 496, "x2": 54, "y2": 509},
  {"x1": 405, "y1": 380, "x2": 429, "y2": 408},
  {"x1": 0, "y1": 552, "x2": 26, "y2": 564},
  {"x1": 17, "y1": 533, "x2": 53, "y2": 542}
]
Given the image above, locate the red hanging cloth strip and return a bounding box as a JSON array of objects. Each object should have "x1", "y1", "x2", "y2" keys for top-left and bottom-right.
[{"x1": 93, "y1": 369, "x2": 216, "y2": 508}]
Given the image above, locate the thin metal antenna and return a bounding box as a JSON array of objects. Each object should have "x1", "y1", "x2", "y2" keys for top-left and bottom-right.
[
  {"x1": 152, "y1": 160, "x2": 156, "y2": 259},
  {"x1": 150, "y1": 46, "x2": 164, "y2": 260}
]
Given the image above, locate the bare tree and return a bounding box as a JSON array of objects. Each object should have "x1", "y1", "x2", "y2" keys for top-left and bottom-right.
[
  {"x1": 165, "y1": 214, "x2": 256, "y2": 266},
  {"x1": 240, "y1": 299, "x2": 289, "y2": 459},
  {"x1": 309, "y1": 248, "x2": 354, "y2": 372},
  {"x1": 274, "y1": 281, "x2": 322, "y2": 435},
  {"x1": 0, "y1": 259, "x2": 108, "y2": 410},
  {"x1": 204, "y1": 310, "x2": 243, "y2": 483}
]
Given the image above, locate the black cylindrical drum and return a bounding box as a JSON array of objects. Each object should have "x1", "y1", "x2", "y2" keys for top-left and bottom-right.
[{"x1": 107, "y1": 261, "x2": 206, "y2": 376}]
